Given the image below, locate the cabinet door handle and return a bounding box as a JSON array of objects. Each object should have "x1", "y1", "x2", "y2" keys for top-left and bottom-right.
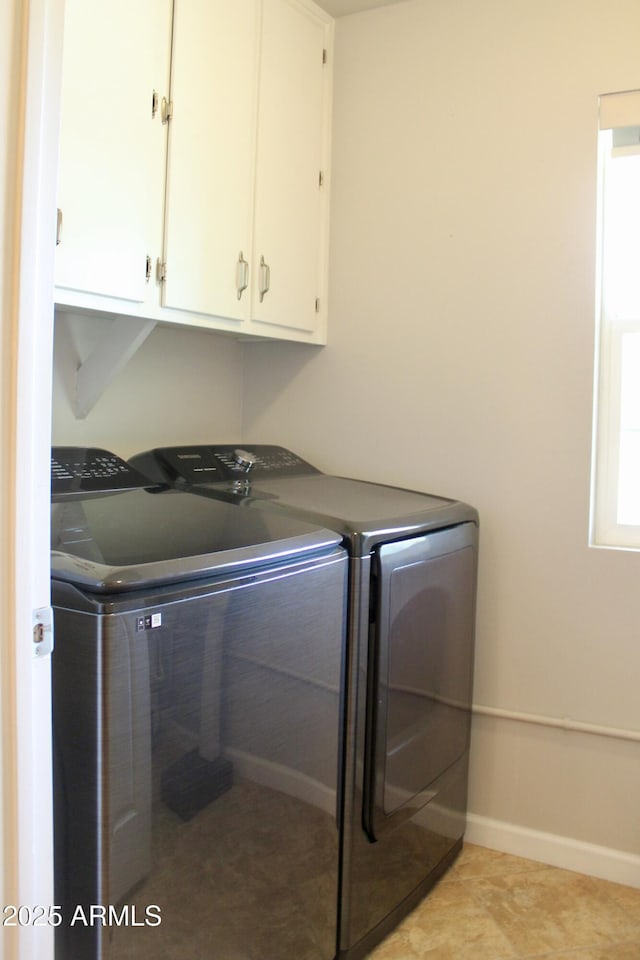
[
  {"x1": 259, "y1": 255, "x2": 271, "y2": 302},
  {"x1": 236, "y1": 251, "x2": 249, "y2": 300}
]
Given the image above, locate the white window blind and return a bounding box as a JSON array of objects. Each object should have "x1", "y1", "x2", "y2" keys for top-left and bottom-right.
[{"x1": 591, "y1": 90, "x2": 640, "y2": 548}]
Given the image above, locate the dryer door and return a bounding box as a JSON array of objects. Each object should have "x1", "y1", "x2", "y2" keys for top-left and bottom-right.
[{"x1": 363, "y1": 522, "x2": 477, "y2": 842}]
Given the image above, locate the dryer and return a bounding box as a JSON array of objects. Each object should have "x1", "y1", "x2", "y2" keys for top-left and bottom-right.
[
  {"x1": 51, "y1": 447, "x2": 347, "y2": 960},
  {"x1": 130, "y1": 444, "x2": 479, "y2": 959}
]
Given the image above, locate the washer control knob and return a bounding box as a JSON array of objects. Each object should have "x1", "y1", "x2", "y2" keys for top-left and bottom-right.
[{"x1": 232, "y1": 448, "x2": 256, "y2": 473}]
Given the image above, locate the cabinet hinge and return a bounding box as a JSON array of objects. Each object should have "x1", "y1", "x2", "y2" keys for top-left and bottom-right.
[
  {"x1": 315, "y1": 297, "x2": 320, "y2": 313},
  {"x1": 156, "y1": 259, "x2": 167, "y2": 282},
  {"x1": 161, "y1": 97, "x2": 173, "y2": 124},
  {"x1": 145, "y1": 255, "x2": 152, "y2": 281},
  {"x1": 151, "y1": 89, "x2": 159, "y2": 119},
  {"x1": 322, "y1": 48, "x2": 328, "y2": 65},
  {"x1": 319, "y1": 170, "x2": 324, "y2": 187}
]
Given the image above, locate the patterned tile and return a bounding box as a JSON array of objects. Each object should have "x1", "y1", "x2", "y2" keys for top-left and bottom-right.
[
  {"x1": 367, "y1": 844, "x2": 640, "y2": 960},
  {"x1": 586, "y1": 876, "x2": 640, "y2": 924},
  {"x1": 466, "y1": 867, "x2": 640, "y2": 956},
  {"x1": 445, "y1": 842, "x2": 547, "y2": 882},
  {"x1": 522, "y1": 945, "x2": 640, "y2": 960},
  {"x1": 369, "y1": 874, "x2": 517, "y2": 959}
]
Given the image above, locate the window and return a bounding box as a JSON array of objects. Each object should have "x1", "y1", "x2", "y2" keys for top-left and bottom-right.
[{"x1": 591, "y1": 90, "x2": 640, "y2": 549}]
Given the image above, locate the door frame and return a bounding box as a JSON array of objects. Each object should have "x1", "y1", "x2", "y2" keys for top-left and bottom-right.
[{"x1": 2, "y1": 1, "x2": 64, "y2": 959}]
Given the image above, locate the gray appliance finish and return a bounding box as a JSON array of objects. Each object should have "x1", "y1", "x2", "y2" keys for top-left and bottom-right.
[
  {"x1": 129, "y1": 444, "x2": 480, "y2": 960},
  {"x1": 51, "y1": 448, "x2": 348, "y2": 960}
]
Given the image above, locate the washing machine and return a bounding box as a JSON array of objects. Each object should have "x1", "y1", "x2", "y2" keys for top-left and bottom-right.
[
  {"x1": 50, "y1": 447, "x2": 347, "y2": 960},
  {"x1": 129, "y1": 444, "x2": 479, "y2": 959}
]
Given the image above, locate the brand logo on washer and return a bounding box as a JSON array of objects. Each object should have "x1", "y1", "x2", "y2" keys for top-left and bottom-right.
[{"x1": 136, "y1": 613, "x2": 162, "y2": 632}]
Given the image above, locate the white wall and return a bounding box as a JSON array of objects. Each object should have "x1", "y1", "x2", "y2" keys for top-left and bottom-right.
[
  {"x1": 52, "y1": 315, "x2": 245, "y2": 456},
  {"x1": 242, "y1": 0, "x2": 640, "y2": 880}
]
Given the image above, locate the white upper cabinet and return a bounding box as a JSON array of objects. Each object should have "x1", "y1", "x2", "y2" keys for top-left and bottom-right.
[
  {"x1": 54, "y1": 0, "x2": 333, "y2": 345},
  {"x1": 252, "y1": 0, "x2": 329, "y2": 335},
  {"x1": 162, "y1": 0, "x2": 260, "y2": 323},
  {"x1": 55, "y1": 0, "x2": 172, "y2": 304}
]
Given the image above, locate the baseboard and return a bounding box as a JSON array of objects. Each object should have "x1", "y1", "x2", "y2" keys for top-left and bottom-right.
[{"x1": 466, "y1": 813, "x2": 640, "y2": 889}]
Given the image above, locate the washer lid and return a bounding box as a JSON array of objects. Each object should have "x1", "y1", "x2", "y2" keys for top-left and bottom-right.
[{"x1": 51, "y1": 488, "x2": 342, "y2": 593}]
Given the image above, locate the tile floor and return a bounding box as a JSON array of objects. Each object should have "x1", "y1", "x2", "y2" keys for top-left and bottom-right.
[{"x1": 369, "y1": 843, "x2": 640, "y2": 960}]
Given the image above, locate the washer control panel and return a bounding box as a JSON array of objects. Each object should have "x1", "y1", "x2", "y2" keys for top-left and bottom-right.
[
  {"x1": 52, "y1": 447, "x2": 150, "y2": 497},
  {"x1": 212, "y1": 446, "x2": 318, "y2": 478},
  {"x1": 130, "y1": 445, "x2": 319, "y2": 486}
]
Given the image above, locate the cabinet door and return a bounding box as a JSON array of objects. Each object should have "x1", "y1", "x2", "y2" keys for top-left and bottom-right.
[
  {"x1": 252, "y1": 0, "x2": 331, "y2": 335},
  {"x1": 55, "y1": 0, "x2": 171, "y2": 304},
  {"x1": 162, "y1": 0, "x2": 260, "y2": 322}
]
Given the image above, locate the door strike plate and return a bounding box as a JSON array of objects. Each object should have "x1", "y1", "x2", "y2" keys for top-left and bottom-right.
[{"x1": 33, "y1": 606, "x2": 54, "y2": 658}]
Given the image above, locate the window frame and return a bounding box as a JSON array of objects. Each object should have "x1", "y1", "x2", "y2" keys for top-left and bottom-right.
[{"x1": 591, "y1": 98, "x2": 640, "y2": 550}]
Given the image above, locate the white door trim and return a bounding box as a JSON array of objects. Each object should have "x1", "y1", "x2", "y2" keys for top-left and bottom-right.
[{"x1": 2, "y1": 2, "x2": 64, "y2": 959}]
